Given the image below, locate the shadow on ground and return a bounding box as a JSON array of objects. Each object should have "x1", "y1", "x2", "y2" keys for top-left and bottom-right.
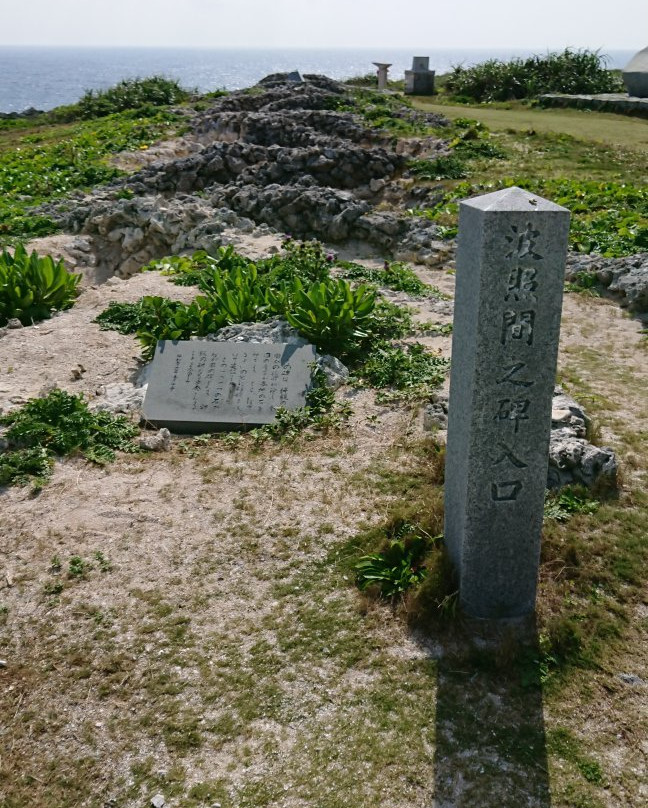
[{"x1": 429, "y1": 618, "x2": 552, "y2": 807}]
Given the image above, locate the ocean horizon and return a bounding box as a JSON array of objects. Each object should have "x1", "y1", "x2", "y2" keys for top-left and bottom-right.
[{"x1": 0, "y1": 45, "x2": 636, "y2": 113}]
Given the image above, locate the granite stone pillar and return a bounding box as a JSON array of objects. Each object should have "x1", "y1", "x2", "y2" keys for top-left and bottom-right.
[{"x1": 444, "y1": 186, "x2": 570, "y2": 618}]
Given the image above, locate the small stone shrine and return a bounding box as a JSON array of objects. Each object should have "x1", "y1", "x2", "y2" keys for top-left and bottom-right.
[
  {"x1": 142, "y1": 340, "x2": 317, "y2": 432},
  {"x1": 622, "y1": 46, "x2": 648, "y2": 98},
  {"x1": 404, "y1": 56, "x2": 435, "y2": 95},
  {"x1": 444, "y1": 186, "x2": 570, "y2": 619}
]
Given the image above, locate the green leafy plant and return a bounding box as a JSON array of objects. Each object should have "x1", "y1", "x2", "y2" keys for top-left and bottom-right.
[
  {"x1": 0, "y1": 389, "x2": 139, "y2": 487},
  {"x1": 95, "y1": 294, "x2": 226, "y2": 355},
  {"x1": 0, "y1": 244, "x2": 80, "y2": 325},
  {"x1": 146, "y1": 245, "x2": 253, "y2": 288},
  {"x1": 564, "y1": 270, "x2": 601, "y2": 296},
  {"x1": 77, "y1": 76, "x2": 191, "y2": 119},
  {"x1": 445, "y1": 48, "x2": 622, "y2": 102},
  {"x1": 354, "y1": 343, "x2": 449, "y2": 402},
  {"x1": 355, "y1": 522, "x2": 435, "y2": 598},
  {"x1": 134, "y1": 296, "x2": 228, "y2": 360},
  {"x1": 409, "y1": 155, "x2": 468, "y2": 180},
  {"x1": 543, "y1": 487, "x2": 600, "y2": 522},
  {"x1": 203, "y1": 262, "x2": 269, "y2": 322},
  {"x1": 269, "y1": 277, "x2": 377, "y2": 356},
  {"x1": 337, "y1": 259, "x2": 440, "y2": 298},
  {"x1": 93, "y1": 299, "x2": 155, "y2": 334}
]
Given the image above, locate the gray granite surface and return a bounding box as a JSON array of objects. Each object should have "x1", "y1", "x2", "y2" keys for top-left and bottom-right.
[
  {"x1": 444, "y1": 187, "x2": 570, "y2": 619},
  {"x1": 142, "y1": 340, "x2": 316, "y2": 432}
]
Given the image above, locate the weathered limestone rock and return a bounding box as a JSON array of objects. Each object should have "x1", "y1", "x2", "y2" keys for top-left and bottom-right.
[
  {"x1": 90, "y1": 382, "x2": 146, "y2": 414},
  {"x1": 444, "y1": 186, "x2": 570, "y2": 619},
  {"x1": 37, "y1": 80, "x2": 450, "y2": 275},
  {"x1": 138, "y1": 428, "x2": 171, "y2": 452},
  {"x1": 424, "y1": 387, "x2": 618, "y2": 491},
  {"x1": 565, "y1": 252, "x2": 648, "y2": 312}
]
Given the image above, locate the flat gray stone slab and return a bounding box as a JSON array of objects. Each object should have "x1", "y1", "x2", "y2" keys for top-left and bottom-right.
[
  {"x1": 142, "y1": 340, "x2": 316, "y2": 433},
  {"x1": 539, "y1": 93, "x2": 648, "y2": 117}
]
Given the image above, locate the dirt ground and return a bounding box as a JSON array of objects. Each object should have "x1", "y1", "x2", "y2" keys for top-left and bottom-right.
[{"x1": 0, "y1": 232, "x2": 646, "y2": 808}]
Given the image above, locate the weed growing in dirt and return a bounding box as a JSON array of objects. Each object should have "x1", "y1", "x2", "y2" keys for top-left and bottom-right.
[
  {"x1": 245, "y1": 370, "x2": 353, "y2": 445},
  {"x1": 543, "y1": 488, "x2": 600, "y2": 522},
  {"x1": 352, "y1": 342, "x2": 450, "y2": 403},
  {"x1": 355, "y1": 522, "x2": 434, "y2": 598},
  {"x1": 337, "y1": 259, "x2": 443, "y2": 298},
  {"x1": 564, "y1": 270, "x2": 602, "y2": 296},
  {"x1": 0, "y1": 389, "x2": 139, "y2": 487},
  {"x1": 68, "y1": 555, "x2": 90, "y2": 578}
]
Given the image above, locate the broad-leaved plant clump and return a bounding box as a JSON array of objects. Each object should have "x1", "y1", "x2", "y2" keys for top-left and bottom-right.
[
  {"x1": 355, "y1": 521, "x2": 435, "y2": 599},
  {"x1": 97, "y1": 241, "x2": 449, "y2": 409},
  {"x1": 0, "y1": 244, "x2": 80, "y2": 326}
]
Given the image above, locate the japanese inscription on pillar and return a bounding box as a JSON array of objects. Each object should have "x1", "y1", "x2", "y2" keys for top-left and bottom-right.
[
  {"x1": 489, "y1": 223, "x2": 543, "y2": 501},
  {"x1": 444, "y1": 187, "x2": 570, "y2": 619},
  {"x1": 142, "y1": 340, "x2": 317, "y2": 432}
]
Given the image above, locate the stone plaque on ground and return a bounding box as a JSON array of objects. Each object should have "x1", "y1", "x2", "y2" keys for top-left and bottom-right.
[
  {"x1": 142, "y1": 340, "x2": 317, "y2": 432},
  {"x1": 444, "y1": 186, "x2": 570, "y2": 619}
]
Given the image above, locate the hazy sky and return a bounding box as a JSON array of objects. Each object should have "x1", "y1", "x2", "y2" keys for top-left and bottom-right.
[{"x1": 1, "y1": 0, "x2": 646, "y2": 49}]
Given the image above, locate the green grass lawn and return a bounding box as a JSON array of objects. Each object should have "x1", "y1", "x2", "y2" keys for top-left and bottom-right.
[{"x1": 413, "y1": 97, "x2": 648, "y2": 150}]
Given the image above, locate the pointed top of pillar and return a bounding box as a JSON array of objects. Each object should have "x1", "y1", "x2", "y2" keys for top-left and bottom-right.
[{"x1": 461, "y1": 185, "x2": 569, "y2": 213}]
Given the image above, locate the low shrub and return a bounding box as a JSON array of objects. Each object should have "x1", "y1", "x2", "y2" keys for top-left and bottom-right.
[
  {"x1": 0, "y1": 390, "x2": 139, "y2": 487},
  {"x1": 0, "y1": 244, "x2": 80, "y2": 326},
  {"x1": 77, "y1": 76, "x2": 191, "y2": 119},
  {"x1": 445, "y1": 48, "x2": 622, "y2": 102},
  {"x1": 409, "y1": 155, "x2": 468, "y2": 180}
]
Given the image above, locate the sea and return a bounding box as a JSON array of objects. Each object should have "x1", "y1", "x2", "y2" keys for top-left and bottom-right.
[{"x1": 0, "y1": 46, "x2": 636, "y2": 114}]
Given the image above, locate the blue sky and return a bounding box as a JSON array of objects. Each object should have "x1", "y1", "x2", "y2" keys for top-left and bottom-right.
[{"x1": 1, "y1": 0, "x2": 646, "y2": 49}]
